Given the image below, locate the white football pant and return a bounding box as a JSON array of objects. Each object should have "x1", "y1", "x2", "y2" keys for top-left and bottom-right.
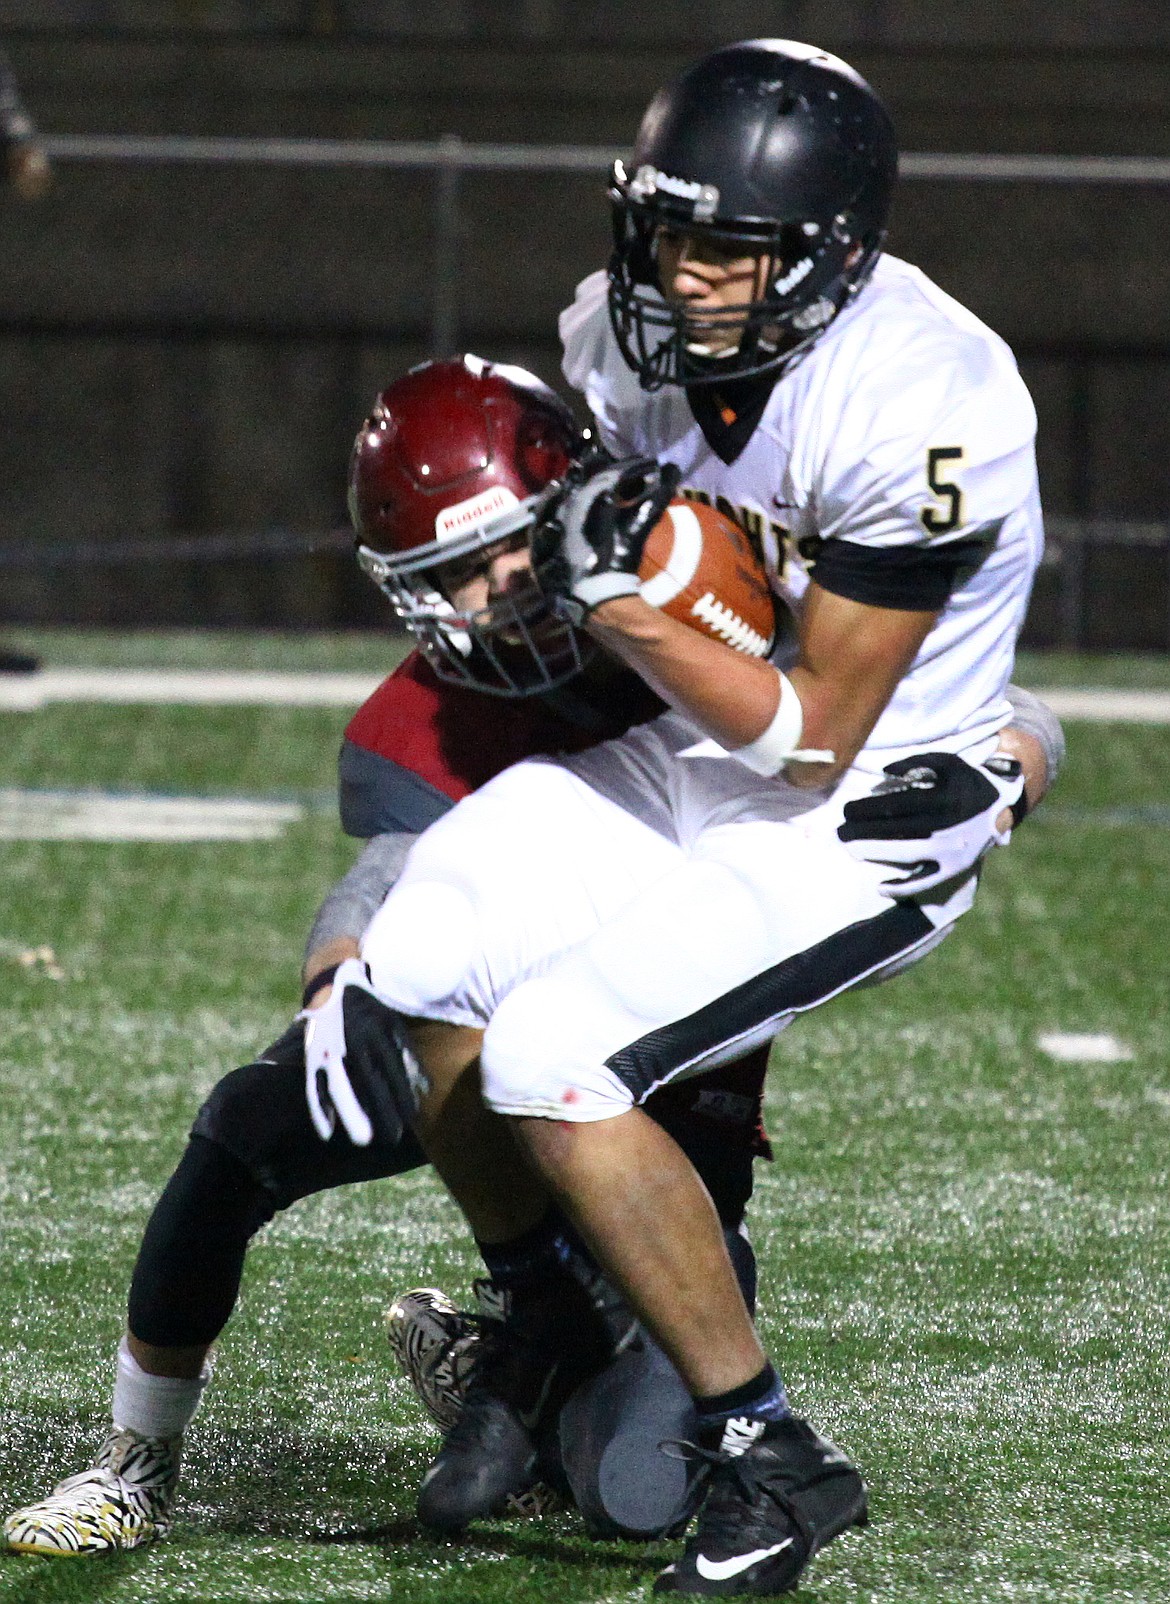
[{"x1": 362, "y1": 711, "x2": 985, "y2": 1121}]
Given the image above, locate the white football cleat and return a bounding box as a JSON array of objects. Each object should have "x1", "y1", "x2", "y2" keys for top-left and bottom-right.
[{"x1": 4, "y1": 1427, "x2": 180, "y2": 1556}]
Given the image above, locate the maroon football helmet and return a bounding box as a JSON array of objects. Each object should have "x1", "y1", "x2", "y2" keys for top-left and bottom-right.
[{"x1": 349, "y1": 354, "x2": 590, "y2": 696}]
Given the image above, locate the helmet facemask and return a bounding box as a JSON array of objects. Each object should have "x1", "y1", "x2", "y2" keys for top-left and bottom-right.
[
  {"x1": 608, "y1": 164, "x2": 884, "y2": 391},
  {"x1": 357, "y1": 495, "x2": 589, "y2": 698}
]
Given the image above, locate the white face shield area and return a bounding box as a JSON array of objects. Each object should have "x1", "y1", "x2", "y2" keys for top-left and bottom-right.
[{"x1": 356, "y1": 498, "x2": 589, "y2": 697}]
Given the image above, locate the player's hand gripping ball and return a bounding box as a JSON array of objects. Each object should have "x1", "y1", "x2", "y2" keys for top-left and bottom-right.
[{"x1": 532, "y1": 453, "x2": 777, "y2": 656}]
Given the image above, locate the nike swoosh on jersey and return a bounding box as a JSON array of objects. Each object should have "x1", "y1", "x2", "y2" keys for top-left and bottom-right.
[
  {"x1": 695, "y1": 1538, "x2": 794, "y2": 1581},
  {"x1": 516, "y1": 1365, "x2": 559, "y2": 1431}
]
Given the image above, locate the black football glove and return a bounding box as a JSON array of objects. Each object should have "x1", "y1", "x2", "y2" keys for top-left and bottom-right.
[
  {"x1": 299, "y1": 958, "x2": 426, "y2": 1146},
  {"x1": 530, "y1": 455, "x2": 680, "y2": 624},
  {"x1": 838, "y1": 751, "x2": 1026, "y2": 895}
]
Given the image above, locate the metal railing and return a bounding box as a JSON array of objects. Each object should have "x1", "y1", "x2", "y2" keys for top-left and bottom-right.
[
  {"x1": 3, "y1": 517, "x2": 1168, "y2": 652},
  {"x1": 37, "y1": 134, "x2": 1170, "y2": 357},
  {"x1": 13, "y1": 134, "x2": 1170, "y2": 644},
  {"x1": 1042, "y1": 519, "x2": 1170, "y2": 651}
]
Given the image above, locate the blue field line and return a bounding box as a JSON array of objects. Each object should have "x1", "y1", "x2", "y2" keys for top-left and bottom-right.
[{"x1": 1032, "y1": 802, "x2": 1170, "y2": 827}]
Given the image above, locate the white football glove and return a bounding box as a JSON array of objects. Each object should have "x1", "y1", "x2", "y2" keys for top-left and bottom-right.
[
  {"x1": 838, "y1": 751, "x2": 1026, "y2": 895},
  {"x1": 299, "y1": 957, "x2": 423, "y2": 1146},
  {"x1": 531, "y1": 456, "x2": 680, "y2": 623}
]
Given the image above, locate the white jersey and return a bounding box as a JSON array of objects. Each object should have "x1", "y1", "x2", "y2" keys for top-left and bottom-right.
[{"x1": 560, "y1": 254, "x2": 1043, "y2": 770}]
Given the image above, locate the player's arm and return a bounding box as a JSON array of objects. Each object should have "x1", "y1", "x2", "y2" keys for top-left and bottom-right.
[
  {"x1": 995, "y1": 726, "x2": 1045, "y2": 823},
  {"x1": 1001, "y1": 683, "x2": 1065, "y2": 816},
  {"x1": 587, "y1": 580, "x2": 934, "y2": 783},
  {"x1": 300, "y1": 831, "x2": 419, "y2": 1007},
  {"x1": 536, "y1": 455, "x2": 939, "y2": 779},
  {"x1": 583, "y1": 593, "x2": 796, "y2": 749},
  {"x1": 782, "y1": 581, "x2": 939, "y2": 786}
]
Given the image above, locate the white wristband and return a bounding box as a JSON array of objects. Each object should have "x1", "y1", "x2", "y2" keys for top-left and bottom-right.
[{"x1": 733, "y1": 669, "x2": 835, "y2": 776}]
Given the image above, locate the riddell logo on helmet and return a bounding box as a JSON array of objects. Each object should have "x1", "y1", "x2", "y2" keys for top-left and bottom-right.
[
  {"x1": 435, "y1": 485, "x2": 521, "y2": 541},
  {"x1": 773, "y1": 257, "x2": 814, "y2": 296},
  {"x1": 630, "y1": 164, "x2": 720, "y2": 222}
]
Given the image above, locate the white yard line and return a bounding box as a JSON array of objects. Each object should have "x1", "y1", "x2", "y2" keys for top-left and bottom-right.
[
  {"x1": 1031, "y1": 688, "x2": 1170, "y2": 723},
  {"x1": 2, "y1": 667, "x2": 1168, "y2": 718},
  {"x1": 0, "y1": 668, "x2": 382, "y2": 711},
  {"x1": 0, "y1": 789, "x2": 303, "y2": 842},
  {"x1": 2, "y1": 670, "x2": 1170, "y2": 719},
  {"x1": 1036, "y1": 1032, "x2": 1135, "y2": 1063}
]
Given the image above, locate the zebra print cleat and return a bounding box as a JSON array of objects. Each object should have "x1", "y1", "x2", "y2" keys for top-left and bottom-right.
[
  {"x1": 385, "y1": 1285, "x2": 563, "y2": 1519},
  {"x1": 385, "y1": 1286, "x2": 482, "y2": 1434},
  {"x1": 4, "y1": 1427, "x2": 180, "y2": 1556}
]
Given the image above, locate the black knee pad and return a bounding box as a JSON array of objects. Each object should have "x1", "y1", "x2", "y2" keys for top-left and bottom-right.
[
  {"x1": 192, "y1": 1022, "x2": 427, "y2": 1211},
  {"x1": 128, "y1": 1023, "x2": 430, "y2": 1349}
]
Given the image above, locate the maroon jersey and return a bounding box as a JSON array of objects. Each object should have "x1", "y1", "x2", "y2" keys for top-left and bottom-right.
[{"x1": 340, "y1": 648, "x2": 664, "y2": 835}]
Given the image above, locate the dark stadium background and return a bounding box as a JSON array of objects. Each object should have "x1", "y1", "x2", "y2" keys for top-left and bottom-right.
[{"x1": 1, "y1": 2, "x2": 1168, "y2": 646}]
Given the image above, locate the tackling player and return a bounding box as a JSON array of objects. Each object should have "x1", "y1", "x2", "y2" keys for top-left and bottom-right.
[
  {"x1": 0, "y1": 360, "x2": 792, "y2": 1554},
  {"x1": 311, "y1": 41, "x2": 1053, "y2": 1598}
]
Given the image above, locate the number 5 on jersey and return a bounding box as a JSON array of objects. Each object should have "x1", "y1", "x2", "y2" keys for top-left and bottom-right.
[{"x1": 922, "y1": 446, "x2": 965, "y2": 534}]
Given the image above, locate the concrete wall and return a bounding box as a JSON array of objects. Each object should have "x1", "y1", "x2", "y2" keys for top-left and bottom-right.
[{"x1": 1, "y1": 17, "x2": 1169, "y2": 631}]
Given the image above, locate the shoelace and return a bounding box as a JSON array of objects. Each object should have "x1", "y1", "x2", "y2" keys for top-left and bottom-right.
[
  {"x1": 659, "y1": 1438, "x2": 816, "y2": 1556},
  {"x1": 29, "y1": 1468, "x2": 159, "y2": 1514}
]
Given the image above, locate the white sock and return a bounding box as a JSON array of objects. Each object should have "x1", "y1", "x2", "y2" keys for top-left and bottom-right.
[{"x1": 111, "y1": 1338, "x2": 211, "y2": 1440}]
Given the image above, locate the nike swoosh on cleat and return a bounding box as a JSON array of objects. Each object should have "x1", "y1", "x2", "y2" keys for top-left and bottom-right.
[
  {"x1": 695, "y1": 1539, "x2": 794, "y2": 1580},
  {"x1": 516, "y1": 1365, "x2": 559, "y2": 1432}
]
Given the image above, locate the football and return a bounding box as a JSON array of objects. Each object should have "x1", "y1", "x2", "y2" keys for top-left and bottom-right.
[{"x1": 638, "y1": 498, "x2": 777, "y2": 657}]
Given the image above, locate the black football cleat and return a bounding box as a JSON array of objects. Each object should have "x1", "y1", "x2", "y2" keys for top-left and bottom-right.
[
  {"x1": 415, "y1": 1274, "x2": 619, "y2": 1533},
  {"x1": 415, "y1": 1377, "x2": 540, "y2": 1533},
  {"x1": 653, "y1": 1414, "x2": 867, "y2": 1595}
]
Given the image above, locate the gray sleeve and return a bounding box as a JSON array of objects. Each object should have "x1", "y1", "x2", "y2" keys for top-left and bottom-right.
[
  {"x1": 1005, "y1": 683, "x2": 1066, "y2": 790},
  {"x1": 303, "y1": 831, "x2": 419, "y2": 967},
  {"x1": 338, "y1": 738, "x2": 455, "y2": 838}
]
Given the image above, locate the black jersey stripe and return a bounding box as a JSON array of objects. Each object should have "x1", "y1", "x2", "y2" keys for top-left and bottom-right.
[
  {"x1": 809, "y1": 524, "x2": 1003, "y2": 610},
  {"x1": 605, "y1": 901, "x2": 934, "y2": 1103}
]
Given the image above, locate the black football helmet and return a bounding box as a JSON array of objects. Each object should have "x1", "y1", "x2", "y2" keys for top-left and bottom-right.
[{"x1": 608, "y1": 39, "x2": 898, "y2": 390}]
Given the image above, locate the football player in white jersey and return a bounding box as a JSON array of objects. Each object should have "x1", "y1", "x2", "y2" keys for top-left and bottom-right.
[
  {"x1": 309, "y1": 39, "x2": 1050, "y2": 1596},
  {"x1": 0, "y1": 351, "x2": 1057, "y2": 1565}
]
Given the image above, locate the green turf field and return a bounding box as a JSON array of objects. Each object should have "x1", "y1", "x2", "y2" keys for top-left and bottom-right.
[{"x1": 0, "y1": 640, "x2": 1167, "y2": 1602}]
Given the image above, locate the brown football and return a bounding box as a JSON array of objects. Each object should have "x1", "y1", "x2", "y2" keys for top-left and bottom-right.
[{"x1": 638, "y1": 498, "x2": 777, "y2": 657}]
